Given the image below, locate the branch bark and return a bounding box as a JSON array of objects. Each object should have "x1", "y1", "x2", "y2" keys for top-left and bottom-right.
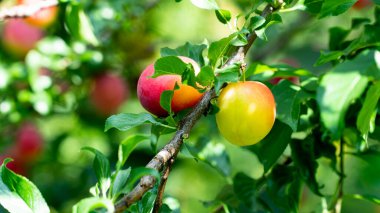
[
  {"x1": 114, "y1": 3, "x2": 281, "y2": 212},
  {"x1": 0, "y1": 0, "x2": 59, "y2": 21}
]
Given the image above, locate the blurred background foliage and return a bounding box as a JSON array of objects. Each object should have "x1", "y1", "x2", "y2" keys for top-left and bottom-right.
[{"x1": 0, "y1": 0, "x2": 379, "y2": 212}]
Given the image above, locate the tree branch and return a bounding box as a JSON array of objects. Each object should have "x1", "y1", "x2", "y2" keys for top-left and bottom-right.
[
  {"x1": 152, "y1": 157, "x2": 175, "y2": 213},
  {"x1": 0, "y1": 0, "x2": 58, "y2": 21},
  {"x1": 114, "y1": 3, "x2": 281, "y2": 212}
]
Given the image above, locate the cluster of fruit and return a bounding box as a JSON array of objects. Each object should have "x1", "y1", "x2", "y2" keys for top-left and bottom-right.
[{"x1": 137, "y1": 56, "x2": 277, "y2": 146}]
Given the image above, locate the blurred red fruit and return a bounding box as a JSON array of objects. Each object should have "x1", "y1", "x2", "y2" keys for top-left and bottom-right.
[
  {"x1": 269, "y1": 76, "x2": 300, "y2": 85},
  {"x1": 353, "y1": 0, "x2": 372, "y2": 9},
  {"x1": 2, "y1": 19, "x2": 44, "y2": 58},
  {"x1": 15, "y1": 122, "x2": 44, "y2": 162},
  {"x1": 90, "y1": 73, "x2": 129, "y2": 116},
  {"x1": 18, "y1": 0, "x2": 58, "y2": 28}
]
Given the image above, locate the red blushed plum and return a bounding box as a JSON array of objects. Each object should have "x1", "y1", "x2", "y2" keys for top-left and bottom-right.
[
  {"x1": 137, "y1": 56, "x2": 203, "y2": 117},
  {"x1": 18, "y1": 0, "x2": 58, "y2": 28},
  {"x1": 353, "y1": 0, "x2": 372, "y2": 9},
  {"x1": 2, "y1": 19, "x2": 44, "y2": 58},
  {"x1": 15, "y1": 122, "x2": 44, "y2": 162},
  {"x1": 269, "y1": 76, "x2": 300, "y2": 85},
  {"x1": 90, "y1": 73, "x2": 129, "y2": 116}
]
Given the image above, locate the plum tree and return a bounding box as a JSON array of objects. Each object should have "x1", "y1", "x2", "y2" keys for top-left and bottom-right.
[
  {"x1": 90, "y1": 73, "x2": 129, "y2": 116},
  {"x1": 137, "y1": 56, "x2": 203, "y2": 117},
  {"x1": 2, "y1": 19, "x2": 44, "y2": 58},
  {"x1": 216, "y1": 81, "x2": 276, "y2": 146}
]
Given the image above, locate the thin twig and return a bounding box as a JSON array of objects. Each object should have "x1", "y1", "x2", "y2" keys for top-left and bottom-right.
[
  {"x1": 114, "y1": 3, "x2": 281, "y2": 212},
  {"x1": 152, "y1": 157, "x2": 175, "y2": 213},
  {"x1": 0, "y1": 0, "x2": 59, "y2": 21}
]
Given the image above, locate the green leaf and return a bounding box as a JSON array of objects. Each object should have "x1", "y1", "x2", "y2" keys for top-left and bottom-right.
[
  {"x1": 150, "y1": 124, "x2": 177, "y2": 153},
  {"x1": 304, "y1": 0, "x2": 323, "y2": 14},
  {"x1": 259, "y1": 165, "x2": 301, "y2": 213},
  {"x1": 0, "y1": 159, "x2": 50, "y2": 213},
  {"x1": 328, "y1": 27, "x2": 350, "y2": 51},
  {"x1": 160, "y1": 42, "x2": 207, "y2": 66},
  {"x1": 247, "y1": 120, "x2": 293, "y2": 172},
  {"x1": 255, "y1": 13, "x2": 282, "y2": 41},
  {"x1": 231, "y1": 33, "x2": 248, "y2": 47},
  {"x1": 233, "y1": 173, "x2": 257, "y2": 209},
  {"x1": 186, "y1": 137, "x2": 231, "y2": 176},
  {"x1": 248, "y1": 16, "x2": 266, "y2": 31},
  {"x1": 343, "y1": 128, "x2": 366, "y2": 151},
  {"x1": 160, "y1": 90, "x2": 175, "y2": 115},
  {"x1": 82, "y1": 147, "x2": 111, "y2": 197},
  {"x1": 319, "y1": 0, "x2": 356, "y2": 18},
  {"x1": 208, "y1": 35, "x2": 235, "y2": 68},
  {"x1": 123, "y1": 168, "x2": 160, "y2": 193},
  {"x1": 111, "y1": 168, "x2": 131, "y2": 199},
  {"x1": 72, "y1": 197, "x2": 114, "y2": 213},
  {"x1": 214, "y1": 64, "x2": 240, "y2": 93},
  {"x1": 190, "y1": 0, "x2": 219, "y2": 10},
  {"x1": 203, "y1": 185, "x2": 240, "y2": 209},
  {"x1": 117, "y1": 135, "x2": 150, "y2": 170},
  {"x1": 357, "y1": 82, "x2": 380, "y2": 135},
  {"x1": 153, "y1": 56, "x2": 188, "y2": 77},
  {"x1": 315, "y1": 51, "x2": 344, "y2": 66},
  {"x1": 196, "y1": 65, "x2": 215, "y2": 87},
  {"x1": 347, "y1": 194, "x2": 380, "y2": 205},
  {"x1": 104, "y1": 113, "x2": 175, "y2": 132},
  {"x1": 290, "y1": 138, "x2": 322, "y2": 196},
  {"x1": 215, "y1": 9, "x2": 231, "y2": 24},
  {"x1": 272, "y1": 81, "x2": 311, "y2": 131},
  {"x1": 127, "y1": 188, "x2": 157, "y2": 213},
  {"x1": 317, "y1": 51, "x2": 373, "y2": 138},
  {"x1": 65, "y1": 4, "x2": 99, "y2": 46}
]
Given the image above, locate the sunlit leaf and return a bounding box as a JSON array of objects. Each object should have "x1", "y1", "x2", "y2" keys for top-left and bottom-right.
[
  {"x1": 111, "y1": 168, "x2": 131, "y2": 199},
  {"x1": 190, "y1": 0, "x2": 219, "y2": 10},
  {"x1": 0, "y1": 159, "x2": 49, "y2": 213},
  {"x1": 82, "y1": 147, "x2": 111, "y2": 197},
  {"x1": 117, "y1": 135, "x2": 150, "y2": 170},
  {"x1": 215, "y1": 9, "x2": 231, "y2": 24},
  {"x1": 317, "y1": 51, "x2": 373, "y2": 138},
  {"x1": 160, "y1": 42, "x2": 207, "y2": 66},
  {"x1": 72, "y1": 197, "x2": 114, "y2": 213},
  {"x1": 152, "y1": 56, "x2": 188, "y2": 77},
  {"x1": 105, "y1": 113, "x2": 175, "y2": 132},
  {"x1": 357, "y1": 82, "x2": 380, "y2": 136},
  {"x1": 208, "y1": 35, "x2": 235, "y2": 68},
  {"x1": 65, "y1": 4, "x2": 99, "y2": 46}
]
